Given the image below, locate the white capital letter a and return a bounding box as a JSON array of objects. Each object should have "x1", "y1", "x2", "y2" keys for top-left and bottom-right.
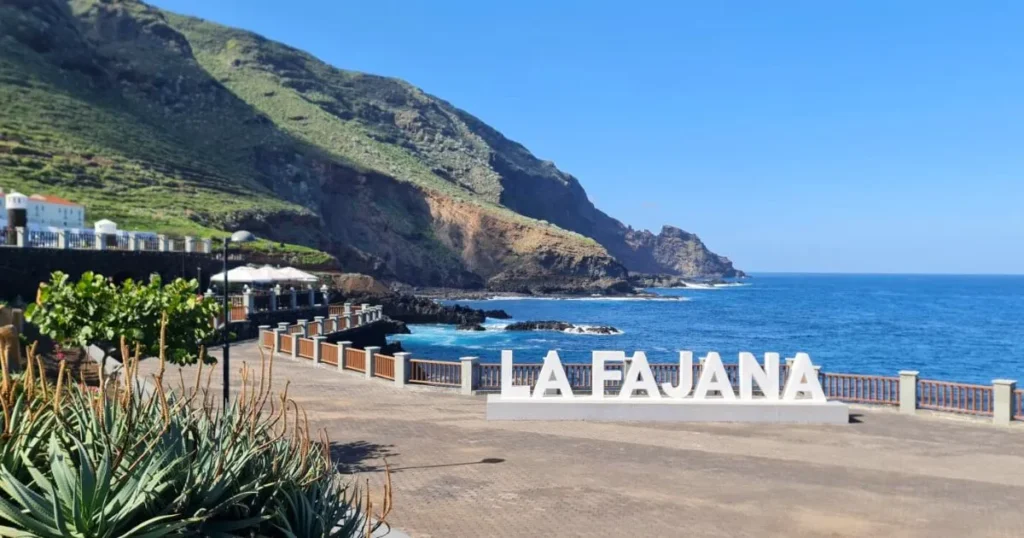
[
  {"x1": 532, "y1": 351, "x2": 574, "y2": 399},
  {"x1": 782, "y1": 353, "x2": 826, "y2": 402}
]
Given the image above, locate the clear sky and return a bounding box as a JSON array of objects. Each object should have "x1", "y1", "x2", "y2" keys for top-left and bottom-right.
[{"x1": 151, "y1": 0, "x2": 1024, "y2": 274}]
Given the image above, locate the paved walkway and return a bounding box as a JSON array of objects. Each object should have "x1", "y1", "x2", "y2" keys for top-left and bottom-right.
[{"x1": 141, "y1": 343, "x2": 1024, "y2": 538}]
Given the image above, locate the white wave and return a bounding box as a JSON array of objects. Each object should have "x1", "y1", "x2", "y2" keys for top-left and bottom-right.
[
  {"x1": 561, "y1": 325, "x2": 624, "y2": 335},
  {"x1": 669, "y1": 281, "x2": 751, "y2": 290}
]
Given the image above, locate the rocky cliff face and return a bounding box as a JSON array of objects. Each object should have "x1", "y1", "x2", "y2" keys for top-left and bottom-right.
[{"x1": 0, "y1": 0, "x2": 741, "y2": 290}]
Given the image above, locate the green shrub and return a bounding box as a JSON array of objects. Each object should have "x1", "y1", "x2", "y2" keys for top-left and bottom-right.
[
  {"x1": 25, "y1": 272, "x2": 222, "y2": 366},
  {"x1": 0, "y1": 342, "x2": 392, "y2": 537}
]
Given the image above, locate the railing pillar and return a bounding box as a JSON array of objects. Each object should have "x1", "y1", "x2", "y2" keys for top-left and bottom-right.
[
  {"x1": 899, "y1": 370, "x2": 919, "y2": 415},
  {"x1": 460, "y1": 356, "x2": 479, "y2": 395},
  {"x1": 201, "y1": 238, "x2": 212, "y2": 254},
  {"x1": 158, "y1": 234, "x2": 168, "y2": 252},
  {"x1": 184, "y1": 236, "x2": 195, "y2": 253},
  {"x1": 320, "y1": 285, "x2": 329, "y2": 306},
  {"x1": 243, "y1": 288, "x2": 254, "y2": 316},
  {"x1": 257, "y1": 325, "x2": 271, "y2": 347},
  {"x1": 312, "y1": 336, "x2": 327, "y2": 366},
  {"x1": 993, "y1": 379, "x2": 1017, "y2": 426},
  {"x1": 270, "y1": 285, "x2": 280, "y2": 311},
  {"x1": 94, "y1": 232, "x2": 105, "y2": 250},
  {"x1": 364, "y1": 346, "x2": 381, "y2": 379},
  {"x1": 297, "y1": 319, "x2": 309, "y2": 337},
  {"x1": 330, "y1": 314, "x2": 342, "y2": 332},
  {"x1": 13, "y1": 227, "x2": 25, "y2": 248},
  {"x1": 127, "y1": 232, "x2": 138, "y2": 251},
  {"x1": 57, "y1": 229, "x2": 67, "y2": 249},
  {"x1": 343, "y1": 302, "x2": 352, "y2": 316},
  {"x1": 394, "y1": 352, "x2": 411, "y2": 388},
  {"x1": 272, "y1": 328, "x2": 285, "y2": 354},
  {"x1": 289, "y1": 287, "x2": 298, "y2": 310},
  {"x1": 338, "y1": 341, "x2": 352, "y2": 371}
]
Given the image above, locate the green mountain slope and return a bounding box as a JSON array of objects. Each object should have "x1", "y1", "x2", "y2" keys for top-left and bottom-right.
[{"x1": 0, "y1": 0, "x2": 741, "y2": 290}]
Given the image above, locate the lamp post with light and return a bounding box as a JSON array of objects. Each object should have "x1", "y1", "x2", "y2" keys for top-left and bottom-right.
[{"x1": 222, "y1": 230, "x2": 256, "y2": 406}]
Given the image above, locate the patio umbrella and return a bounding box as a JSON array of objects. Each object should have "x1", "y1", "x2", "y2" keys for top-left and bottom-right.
[
  {"x1": 208, "y1": 266, "x2": 275, "y2": 285},
  {"x1": 270, "y1": 266, "x2": 319, "y2": 283}
]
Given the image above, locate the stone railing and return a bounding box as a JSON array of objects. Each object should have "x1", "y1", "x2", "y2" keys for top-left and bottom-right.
[
  {"x1": 0, "y1": 226, "x2": 214, "y2": 254},
  {"x1": 256, "y1": 336, "x2": 1024, "y2": 427}
]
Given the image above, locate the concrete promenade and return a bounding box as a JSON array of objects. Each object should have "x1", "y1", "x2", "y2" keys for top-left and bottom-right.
[{"x1": 141, "y1": 342, "x2": 1024, "y2": 538}]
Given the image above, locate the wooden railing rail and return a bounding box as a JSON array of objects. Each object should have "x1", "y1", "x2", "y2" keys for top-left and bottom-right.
[
  {"x1": 321, "y1": 343, "x2": 339, "y2": 366},
  {"x1": 917, "y1": 379, "x2": 993, "y2": 416},
  {"x1": 279, "y1": 334, "x2": 293, "y2": 355},
  {"x1": 260, "y1": 330, "x2": 274, "y2": 348},
  {"x1": 297, "y1": 337, "x2": 314, "y2": 359},
  {"x1": 375, "y1": 353, "x2": 396, "y2": 380},
  {"x1": 345, "y1": 347, "x2": 366, "y2": 372},
  {"x1": 408, "y1": 359, "x2": 460, "y2": 387}
]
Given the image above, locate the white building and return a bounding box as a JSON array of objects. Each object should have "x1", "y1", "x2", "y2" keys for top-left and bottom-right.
[{"x1": 1, "y1": 189, "x2": 85, "y2": 229}]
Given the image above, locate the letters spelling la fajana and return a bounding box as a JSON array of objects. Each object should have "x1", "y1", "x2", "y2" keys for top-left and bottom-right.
[{"x1": 499, "y1": 350, "x2": 827, "y2": 402}]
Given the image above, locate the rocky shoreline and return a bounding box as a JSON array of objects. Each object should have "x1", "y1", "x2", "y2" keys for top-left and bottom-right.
[{"x1": 505, "y1": 321, "x2": 622, "y2": 335}]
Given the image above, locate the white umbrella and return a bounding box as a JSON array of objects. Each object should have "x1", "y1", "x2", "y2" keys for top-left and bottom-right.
[
  {"x1": 209, "y1": 266, "x2": 275, "y2": 285},
  {"x1": 267, "y1": 266, "x2": 318, "y2": 283}
]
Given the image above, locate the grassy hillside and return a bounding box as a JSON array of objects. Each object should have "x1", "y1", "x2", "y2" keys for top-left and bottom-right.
[{"x1": 0, "y1": 0, "x2": 738, "y2": 286}]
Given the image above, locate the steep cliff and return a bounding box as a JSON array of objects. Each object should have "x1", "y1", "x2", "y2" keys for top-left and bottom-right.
[{"x1": 0, "y1": 0, "x2": 740, "y2": 291}]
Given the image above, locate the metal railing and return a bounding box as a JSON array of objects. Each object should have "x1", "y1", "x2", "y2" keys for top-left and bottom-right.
[
  {"x1": 345, "y1": 348, "x2": 365, "y2": 372},
  {"x1": 821, "y1": 373, "x2": 899, "y2": 405},
  {"x1": 918, "y1": 379, "x2": 993, "y2": 416},
  {"x1": 67, "y1": 231, "x2": 93, "y2": 249},
  {"x1": 375, "y1": 353, "x2": 395, "y2": 380},
  {"x1": 297, "y1": 337, "x2": 314, "y2": 359},
  {"x1": 408, "y1": 359, "x2": 460, "y2": 387},
  {"x1": 27, "y1": 229, "x2": 59, "y2": 248},
  {"x1": 322, "y1": 343, "x2": 339, "y2": 366}
]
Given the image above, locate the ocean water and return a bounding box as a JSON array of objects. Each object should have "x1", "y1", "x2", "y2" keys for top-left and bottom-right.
[{"x1": 393, "y1": 274, "x2": 1024, "y2": 385}]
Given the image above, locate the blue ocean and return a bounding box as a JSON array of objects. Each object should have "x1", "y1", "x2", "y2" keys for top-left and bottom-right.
[{"x1": 394, "y1": 274, "x2": 1024, "y2": 385}]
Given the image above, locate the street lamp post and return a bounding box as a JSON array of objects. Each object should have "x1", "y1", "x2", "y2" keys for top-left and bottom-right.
[{"x1": 221, "y1": 230, "x2": 256, "y2": 406}]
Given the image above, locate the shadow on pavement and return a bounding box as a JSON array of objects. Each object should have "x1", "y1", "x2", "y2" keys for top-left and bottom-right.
[{"x1": 331, "y1": 441, "x2": 399, "y2": 473}]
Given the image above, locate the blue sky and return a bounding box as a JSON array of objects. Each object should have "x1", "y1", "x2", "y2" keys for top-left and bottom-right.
[{"x1": 152, "y1": 0, "x2": 1024, "y2": 274}]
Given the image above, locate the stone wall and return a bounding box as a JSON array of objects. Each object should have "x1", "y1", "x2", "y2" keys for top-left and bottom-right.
[{"x1": 0, "y1": 248, "x2": 232, "y2": 303}]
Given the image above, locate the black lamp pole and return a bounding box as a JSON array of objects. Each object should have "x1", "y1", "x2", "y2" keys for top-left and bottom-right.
[{"x1": 222, "y1": 237, "x2": 230, "y2": 407}]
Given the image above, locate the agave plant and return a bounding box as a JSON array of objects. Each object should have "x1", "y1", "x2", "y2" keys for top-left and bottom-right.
[{"x1": 0, "y1": 323, "x2": 392, "y2": 537}]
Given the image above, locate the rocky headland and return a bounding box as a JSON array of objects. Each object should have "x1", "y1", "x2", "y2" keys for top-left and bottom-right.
[{"x1": 504, "y1": 321, "x2": 622, "y2": 335}]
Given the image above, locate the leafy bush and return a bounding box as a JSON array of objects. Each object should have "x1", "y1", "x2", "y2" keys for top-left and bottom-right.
[
  {"x1": 25, "y1": 272, "x2": 221, "y2": 366},
  {"x1": 0, "y1": 341, "x2": 392, "y2": 537}
]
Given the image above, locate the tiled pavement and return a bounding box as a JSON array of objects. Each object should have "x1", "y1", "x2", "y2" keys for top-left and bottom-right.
[{"x1": 139, "y1": 343, "x2": 1024, "y2": 538}]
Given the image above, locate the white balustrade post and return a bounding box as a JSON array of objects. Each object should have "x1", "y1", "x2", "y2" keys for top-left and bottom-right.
[
  {"x1": 330, "y1": 314, "x2": 342, "y2": 333},
  {"x1": 356, "y1": 310, "x2": 365, "y2": 327},
  {"x1": 158, "y1": 234, "x2": 168, "y2": 252},
  {"x1": 257, "y1": 324, "x2": 270, "y2": 346},
  {"x1": 272, "y1": 328, "x2": 285, "y2": 354},
  {"x1": 127, "y1": 232, "x2": 138, "y2": 251},
  {"x1": 992, "y1": 379, "x2": 1017, "y2": 426},
  {"x1": 289, "y1": 287, "x2": 298, "y2": 310},
  {"x1": 364, "y1": 346, "x2": 380, "y2": 379},
  {"x1": 185, "y1": 236, "x2": 195, "y2": 253},
  {"x1": 243, "y1": 287, "x2": 254, "y2": 316},
  {"x1": 338, "y1": 341, "x2": 352, "y2": 371},
  {"x1": 394, "y1": 352, "x2": 411, "y2": 388},
  {"x1": 297, "y1": 319, "x2": 309, "y2": 337},
  {"x1": 343, "y1": 302, "x2": 353, "y2": 316},
  {"x1": 201, "y1": 238, "x2": 212, "y2": 254},
  {"x1": 94, "y1": 231, "x2": 105, "y2": 251},
  {"x1": 899, "y1": 371, "x2": 919, "y2": 415},
  {"x1": 57, "y1": 229, "x2": 67, "y2": 249},
  {"x1": 312, "y1": 336, "x2": 327, "y2": 366},
  {"x1": 361, "y1": 303, "x2": 370, "y2": 317},
  {"x1": 270, "y1": 285, "x2": 281, "y2": 311},
  {"x1": 460, "y1": 356, "x2": 479, "y2": 395}
]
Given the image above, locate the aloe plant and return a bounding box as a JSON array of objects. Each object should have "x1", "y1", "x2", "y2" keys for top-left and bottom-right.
[{"x1": 0, "y1": 333, "x2": 392, "y2": 537}]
